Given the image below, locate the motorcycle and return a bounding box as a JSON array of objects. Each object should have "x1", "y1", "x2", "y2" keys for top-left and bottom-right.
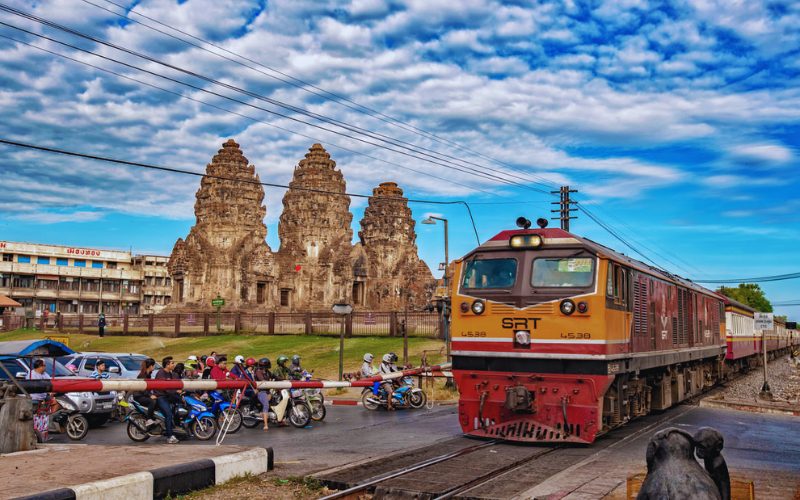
[
  {"x1": 205, "y1": 390, "x2": 243, "y2": 433},
  {"x1": 123, "y1": 394, "x2": 218, "y2": 442},
  {"x1": 299, "y1": 370, "x2": 326, "y2": 421},
  {"x1": 361, "y1": 377, "x2": 427, "y2": 411},
  {"x1": 239, "y1": 389, "x2": 312, "y2": 428},
  {"x1": 35, "y1": 395, "x2": 89, "y2": 441}
]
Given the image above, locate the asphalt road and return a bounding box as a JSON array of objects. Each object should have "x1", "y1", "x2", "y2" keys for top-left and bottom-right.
[{"x1": 48, "y1": 404, "x2": 462, "y2": 475}]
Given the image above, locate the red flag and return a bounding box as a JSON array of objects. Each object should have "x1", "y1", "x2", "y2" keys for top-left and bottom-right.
[{"x1": 294, "y1": 264, "x2": 302, "y2": 272}]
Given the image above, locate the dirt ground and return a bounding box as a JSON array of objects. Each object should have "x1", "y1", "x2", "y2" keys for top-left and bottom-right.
[{"x1": 0, "y1": 443, "x2": 252, "y2": 499}]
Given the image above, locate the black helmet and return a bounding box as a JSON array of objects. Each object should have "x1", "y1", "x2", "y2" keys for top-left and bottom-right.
[
  {"x1": 291, "y1": 354, "x2": 301, "y2": 366},
  {"x1": 389, "y1": 352, "x2": 398, "y2": 363},
  {"x1": 277, "y1": 355, "x2": 288, "y2": 366},
  {"x1": 258, "y1": 357, "x2": 271, "y2": 369}
]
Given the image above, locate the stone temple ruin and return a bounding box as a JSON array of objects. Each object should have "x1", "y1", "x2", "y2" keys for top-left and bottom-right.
[{"x1": 168, "y1": 140, "x2": 434, "y2": 311}]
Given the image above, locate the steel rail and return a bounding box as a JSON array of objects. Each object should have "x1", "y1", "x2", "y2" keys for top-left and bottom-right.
[{"x1": 318, "y1": 440, "x2": 500, "y2": 500}]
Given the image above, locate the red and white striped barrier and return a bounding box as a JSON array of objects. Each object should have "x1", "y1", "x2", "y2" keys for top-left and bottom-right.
[{"x1": 12, "y1": 363, "x2": 452, "y2": 394}]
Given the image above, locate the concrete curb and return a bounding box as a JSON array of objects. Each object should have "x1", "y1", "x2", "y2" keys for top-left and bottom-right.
[{"x1": 11, "y1": 447, "x2": 274, "y2": 500}]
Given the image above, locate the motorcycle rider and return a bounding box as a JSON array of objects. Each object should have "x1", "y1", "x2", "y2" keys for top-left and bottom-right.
[
  {"x1": 184, "y1": 356, "x2": 200, "y2": 379},
  {"x1": 361, "y1": 353, "x2": 375, "y2": 379},
  {"x1": 201, "y1": 357, "x2": 214, "y2": 379},
  {"x1": 289, "y1": 355, "x2": 304, "y2": 380},
  {"x1": 254, "y1": 358, "x2": 273, "y2": 431},
  {"x1": 134, "y1": 358, "x2": 158, "y2": 425},
  {"x1": 230, "y1": 355, "x2": 247, "y2": 380},
  {"x1": 155, "y1": 356, "x2": 180, "y2": 444},
  {"x1": 273, "y1": 355, "x2": 291, "y2": 381},
  {"x1": 379, "y1": 353, "x2": 397, "y2": 410},
  {"x1": 210, "y1": 356, "x2": 229, "y2": 380}
]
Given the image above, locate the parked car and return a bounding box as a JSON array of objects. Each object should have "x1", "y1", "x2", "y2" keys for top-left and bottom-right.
[
  {"x1": 0, "y1": 340, "x2": 117, "y2": 428},
  {"x1": 58, "y1": 352, "x2": 161, "y2": 379}
]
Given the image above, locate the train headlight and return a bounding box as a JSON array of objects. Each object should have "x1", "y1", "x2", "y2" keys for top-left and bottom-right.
[
  {"x1": 471, "y1": 300, "x2": 485, "y2": 315},
  {"x1": 560, "y1": 299, "x2": 576, "y2": 315},
  {"x1": 509, "y1": 235, "x2": 543, "y2": 249}
]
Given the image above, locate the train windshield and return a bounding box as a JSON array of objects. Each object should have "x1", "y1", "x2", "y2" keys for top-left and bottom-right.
[
  {"x1": 461, "y1": 258, "x2": 517, "y2": 289},
  {"x1": 531, "y1": 257, "x2": 595, "y2": 287}
]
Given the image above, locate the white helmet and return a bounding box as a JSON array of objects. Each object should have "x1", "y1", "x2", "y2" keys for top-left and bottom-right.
[
  {"x1": 382, "y1": 353, "x2": 392, "y2": 363},
  {"x1": 363, "y1": 353, "x2": 374, "y2": 363},
  {"x1": 234, "y1": 355, "x2": 245, "y2": 364},
  {"x1": 187, "y1": 355, "x2": 198, "y2": 362}
]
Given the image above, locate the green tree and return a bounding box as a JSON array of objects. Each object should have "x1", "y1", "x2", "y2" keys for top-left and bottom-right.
[{"x1": 717, "y1": 284, "x2": 773, "y2": 312}]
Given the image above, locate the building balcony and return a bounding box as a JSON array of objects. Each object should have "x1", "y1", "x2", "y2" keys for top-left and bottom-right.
[
  {"x1": 0, "y1": 262, "x2": 142, "y2": 280},
  {"x1": 34, "y1": 289, "x2": 59, "y2": 299},
  {"x1": 80, "y1": 291, "x2": 101, "y2": 300}
]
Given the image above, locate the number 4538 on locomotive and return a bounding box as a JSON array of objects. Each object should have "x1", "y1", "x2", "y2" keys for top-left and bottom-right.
[{"x1": 450, "y1": 217, "x2": 728, "y2": 444}]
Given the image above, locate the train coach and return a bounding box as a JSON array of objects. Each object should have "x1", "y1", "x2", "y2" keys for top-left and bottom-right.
[{"x1": 450, "y1": 217, "x2": 795, "y2": 445}]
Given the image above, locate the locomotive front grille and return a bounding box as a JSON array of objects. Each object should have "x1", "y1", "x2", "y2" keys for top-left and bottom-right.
[{"x1": 490, "y1": 302, "x2": 555, "y2": 314}]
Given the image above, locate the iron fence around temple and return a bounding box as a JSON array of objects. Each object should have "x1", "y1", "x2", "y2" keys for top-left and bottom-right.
[{"x1": 3, "y1": 310, "x2": 444, "y2": 339}]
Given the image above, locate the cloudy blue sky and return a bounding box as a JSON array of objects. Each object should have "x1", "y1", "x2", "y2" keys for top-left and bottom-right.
[{"x1": 0, "y1": 0, "x2": 798, "y2": 317}]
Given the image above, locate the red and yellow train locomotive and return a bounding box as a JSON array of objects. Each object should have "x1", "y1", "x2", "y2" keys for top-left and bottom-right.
[{"x1": 450, "y1": 218, "x2": 797, "y2": 445}]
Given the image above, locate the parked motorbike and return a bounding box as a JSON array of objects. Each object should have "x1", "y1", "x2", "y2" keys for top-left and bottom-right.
[
  {"x1": 205, "y1": 390, "x2": 243, "y2": 433},
  {"x1": 35, "y1": 395, "x2": 89, "y2": 441},
  {"x1": 361, "y1": 377, "x2": 426, "y2": 410},
  {"x1": 239, "y1": 389, "x2": 312, "y2": 428},
  {"x1": 123, "y1": 394, "x2": 218, "y2": 442}
]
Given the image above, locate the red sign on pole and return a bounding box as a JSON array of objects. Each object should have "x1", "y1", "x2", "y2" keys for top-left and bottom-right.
[{"x1": 294, "y1": 264, "x2": 302, "y2": 272}]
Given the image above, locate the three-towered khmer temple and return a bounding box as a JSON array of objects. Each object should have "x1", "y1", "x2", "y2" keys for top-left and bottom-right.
[{"x1": 168, "y1": 140, "x2": 434, "y2": 312}]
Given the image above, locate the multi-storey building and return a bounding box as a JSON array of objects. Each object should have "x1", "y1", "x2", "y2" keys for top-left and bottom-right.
[
  {"x1": 0, "y1": 241, "x2": 170, "y2": 315},
  {"x1": 132, "y1": 255, "x2": 172, "y2": 314}
]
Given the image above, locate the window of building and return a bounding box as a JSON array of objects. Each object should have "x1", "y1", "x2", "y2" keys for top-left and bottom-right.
[
  {"x1": 280, "y1": 289, "x2": 291, "y2": 307},
  {"x1": 107, "y1": 262, "x2": 117, "y2": 269},
  {"x1": 82, "y1": 279, "x2": 100, "y2": 292},
  {"x1": 13, "y1": 275, "x2": 34, "y2": 288},
  {"x1": 92, "y1": 261, "x2": 103, "y2": 269},
  {"x1": 2, "y1": 254, "x2": 12, "y2": 262},
  {"x1": 37, "y1": 257, "x2": 50, "y2": 265},
  {"x1": 103, "y1": 281, "x2": 120, "y2": 293},
  {"x1": 257, "y1": 282, "x2": 266, "y2": 304},
  {"x1": 165, "y1": 278, "x2": 171, "y2": 287},
  {"x1": 38, "y1": 279, "x2": 58, "y2": 290},
  {"x1": 17, "y1": 255, "x2": 31, "y2": 264},
  {"x1": 74, "y1": 260, "x2": 86, "y2": 268},
  {"x1": 56, "y1": 258, "x2": 68, "y2": 266},
  {"x1": 0, "y1": 274, "x2": 10, "y2": 287},
  {"x1": 164, "y1": 296, "x2": 171, "y2": 305}
]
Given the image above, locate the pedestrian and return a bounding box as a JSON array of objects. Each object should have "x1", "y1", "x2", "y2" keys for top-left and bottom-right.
[
  {"x1": 28, "y1": 358, "x2": 51, "y2": 405},
  {"x1": 90, "y1": 360, "x2": 110, "y2": 379},
  {"x1": 98, "y1": 313, "x2": 106, "y2": 338},
  {"x1": 155, "y1": 356, "x2": 180, "y2": 444}
]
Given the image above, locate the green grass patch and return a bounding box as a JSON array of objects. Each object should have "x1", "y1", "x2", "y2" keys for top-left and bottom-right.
[{"x1": 0, "y1": 329, "x2": 447, "y2": 381}]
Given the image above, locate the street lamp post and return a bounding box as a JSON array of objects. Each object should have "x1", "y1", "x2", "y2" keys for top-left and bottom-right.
[
  {"x1": 422, "y1": 216, "x2": 450, "y2": 361},
  {"x1": 332, "y1": 302, "x2": 353, "y2": 381}
]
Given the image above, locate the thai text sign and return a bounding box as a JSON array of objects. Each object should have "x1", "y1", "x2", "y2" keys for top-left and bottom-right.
[{"x1": 754, "y1": 312, "x2": 773, "y2": 330}]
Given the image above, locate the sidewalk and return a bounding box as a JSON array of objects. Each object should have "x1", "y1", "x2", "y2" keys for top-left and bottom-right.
[{"x1": 2, "y1": 444, "x2": 272, "y2": 499}]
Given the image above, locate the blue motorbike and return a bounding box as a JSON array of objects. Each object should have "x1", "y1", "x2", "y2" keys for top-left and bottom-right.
[
  {"x1": 361, "y1": 380, "x2": 413, "y2": 410},
  {"x1": 206, "y1": 390, "x2": 243, "y2": 433},
  {"x1": 123, "y1": 394, "x2": 218, "y2": 442}
]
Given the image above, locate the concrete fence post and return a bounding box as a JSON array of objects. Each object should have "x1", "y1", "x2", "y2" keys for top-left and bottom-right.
[
  {"x1": 203, "y1": 313, "x2": 210, "y2": 335},
  {"x1": 234, "y1": 312, "x2": 241, "y2": 335},
  {"x1": 268, "y1": 312, "x2": 275, "y2": 335},
  {"x1": 78, "y1": 313, "x2": 84, "y2": 334},
  {"x1": 390, "y1": 312, "x2": 398, "y2": 337},
  {"x1": 174, "y1": 314, "x2": 181, "y2": 337},
  {"x1": 56, "y1": 312, "x2": 63, "y2": 332},
  {"x1": 305, "y1": 312, "x2": 312, "y2": 335},
  {"x1": 345, "y1": 313, "x2": 353, "y2": 338},
  {"x1": 123, "y1": 314, "x2": 129, "y2": 335},
  {"x1": 147, "y1": 314, "x2": 154, "y2": 336}
]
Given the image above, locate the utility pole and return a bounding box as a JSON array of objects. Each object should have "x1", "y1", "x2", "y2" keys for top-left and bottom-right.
[{"x1": 551, "y1": 185, "x2": 578, "y2": 231}]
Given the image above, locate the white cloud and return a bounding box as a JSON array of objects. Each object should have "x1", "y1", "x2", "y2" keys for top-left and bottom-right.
[{"x1": 730, "y1": 143, "x2": 793, "y2": 165}]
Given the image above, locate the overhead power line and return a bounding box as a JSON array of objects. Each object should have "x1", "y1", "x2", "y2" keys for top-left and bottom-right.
[
  {"x1": 695, "y1": 273, "x2": 800, "y2": 284},
  {"x1": 772, "y1": 301, "x2": 800, "y2": 306},
  {"x1": 0, "y1": 3, "x2": 556, "y2": 196},
  {"x1": 83, "y1": 0, "x2": 562, "y2": 192},
  {"x1": 0, "y1": 31, "x2": 495, "y2": 197},
  {"x1": 0, "y1": 137, "x2": 482, "y2": 245}
]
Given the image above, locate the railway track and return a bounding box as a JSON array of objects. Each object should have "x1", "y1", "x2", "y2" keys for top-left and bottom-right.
[{"x1": 314, "y1": 402, "x2": 695, "y2": 500}]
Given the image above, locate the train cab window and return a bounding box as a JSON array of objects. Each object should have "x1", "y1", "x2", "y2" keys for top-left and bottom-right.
[
  {"x1": 607, "y1": 262, "x2": 629, "y2": 305},
  {"x1": 461, "y1": 258, "x2": 517, "y2": 289},
  {"x1": 531, "y1": 257, "x2": 594, "y2": 287}
]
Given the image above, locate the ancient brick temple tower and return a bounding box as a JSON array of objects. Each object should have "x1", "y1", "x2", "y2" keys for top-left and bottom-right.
[
  {"x1": 168, "y1": 139, "x2": 275, "y2": 310},
  {"x1": 167, "y1": 139, "x2": 434, "y2": 311},
  {"x1": 353, "y1": 182, "x2": 434, "y2": 309},
  {"x1": 275, "y1": 143, "x2": 354, "y2": 310}
]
